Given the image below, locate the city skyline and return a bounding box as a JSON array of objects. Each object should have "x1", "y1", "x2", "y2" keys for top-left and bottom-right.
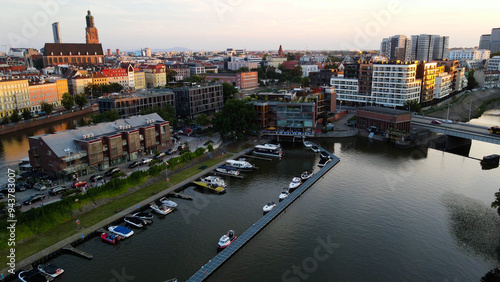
[{"x1": 2, "y1": 0, "x2": 500, "y2": 52}]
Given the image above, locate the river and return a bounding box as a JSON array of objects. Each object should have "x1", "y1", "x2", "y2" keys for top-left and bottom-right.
[{"x1": 6, "y1": 112, "x2": 500, "y2": 281}]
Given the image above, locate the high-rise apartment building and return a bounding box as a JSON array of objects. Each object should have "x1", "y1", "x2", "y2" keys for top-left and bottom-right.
[
  {"x1": 490, "y1": 28, "x2": 500, "y2": 53},
  {"x1": 371, "y1": 62, "x2": 421, "y2": 107},
  {"x1": 479, "y1": 34, "x2": 491, "y2": 50},
  {"x1": 52, "y1": 22, "x2": 61, "y2": 43},
  {"x1": 410, "y1": 34, "x2": 449, "y2": 61}
]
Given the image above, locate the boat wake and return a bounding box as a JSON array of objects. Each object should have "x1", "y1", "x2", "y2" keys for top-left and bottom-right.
[{"x1": 441, "y1": 191, "x2": 500, "y2": 262}]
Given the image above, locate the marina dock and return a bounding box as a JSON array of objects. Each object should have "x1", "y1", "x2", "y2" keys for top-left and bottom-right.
[
  {"x1": 62, "y1": 244, "x2": 93, "y2": 260},
  {"x1": 212, "y1": 171, "x2": 244, "y2": 178},
  {"x1": 168, "y1": 192, "x2": 194, "y2": 200},
  {"x1": 187, "y1": 144, "x2": 339, "y2": 281},
  {"x1": 241, "y1": 154, "x2": 273, "y2": 161}
]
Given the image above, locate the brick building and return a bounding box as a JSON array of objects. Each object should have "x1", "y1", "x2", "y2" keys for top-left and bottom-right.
[
  {"x1": 204, "y1": 71, "x2": 258, "y2": 89},
  {"x1": 356, "y1": 106, "x2": 411, "y2": 132}
]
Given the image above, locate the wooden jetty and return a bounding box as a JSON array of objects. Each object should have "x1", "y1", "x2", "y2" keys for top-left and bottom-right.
[
  {"x1": 168, "y1": 192, "x2": 194, "y2": 200},
  {"x1": 62, "y1": 244, "x2": 93, "y2": 260}
]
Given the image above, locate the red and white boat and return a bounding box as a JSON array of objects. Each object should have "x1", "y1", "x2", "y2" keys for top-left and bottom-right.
[
  {"x1": 101, "y1": 232, "x2": 121, "y2": 244},
  {"x1": 217, "y1": 230, "x2": 237, "y2": 250}
]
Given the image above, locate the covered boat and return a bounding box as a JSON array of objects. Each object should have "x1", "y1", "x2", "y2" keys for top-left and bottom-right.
[
  {"x1": 37, "y1": 263, "x2": 64, "y2": 278},
  {"x1": 225, "y1": 159, "x2": 257, "y2": 171},
  {"x1": 159, "y1": 197, "x2": 178, "y2": 208},
  {"x1": 101, "y1": 232, "x2": 121, "y2": 244},
  {"x1": 263, "y1": 202, "x2": 276, "y2": 213},
  {"x1": 150, "y1": 203, "x2": 173, "y2": 215},
  {"x1": 217, "y1": 230, "x2": 237, "y2": 250},
  {"x1": 108, "y1": 225, "x2": 134, "y2": 238},
  {"x1": 253, "y1": 143, "x2": 283, "y2": 158},
  {"x1": 318, "y1": 157, "x2": 332, "y2": 167},
  {"x1": 288, "y1": 177, "x2": 302, "y2": 189},
  {"x1": 215, "y1": 165, "x2": 240, "y2": 176}
]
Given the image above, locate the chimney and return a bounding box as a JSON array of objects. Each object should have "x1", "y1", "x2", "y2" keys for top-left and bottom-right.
[{"x1": 116, "y1": 49, "x2": 120, "y2": 56}]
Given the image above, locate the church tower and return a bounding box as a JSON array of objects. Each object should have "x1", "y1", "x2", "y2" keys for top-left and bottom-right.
[
  {"x1": 85, "y1": 10, "x2": 99, "y2": 44},
  {"x1": 278, "y1": 45, "x2": 284, "y2": 57}
]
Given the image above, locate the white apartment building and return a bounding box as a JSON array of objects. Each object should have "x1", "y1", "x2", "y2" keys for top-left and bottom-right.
[
  {"x1": 434, "y1": 72, "x2": 452, "y2": 99},
  {"x1": 227, "y1": 61, "x2": 258, "y2": 71},
  {"x1": 301, "y1": 64, "x2": 319, "y2": 78},
  {"x1": 371, "y1": 63, "x2": 421, "y2": 107},
  {"x1": 448, "y1": 49, "x2": 490, "y2": 61},
  {"x1": 330, "y1": 75, "x2": 363, "y2": 103},
  {"x1": 487, "y1": 56, "x2": 500, "y2": 71}
]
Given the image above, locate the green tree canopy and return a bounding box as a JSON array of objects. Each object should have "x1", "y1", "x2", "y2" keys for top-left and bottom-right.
[
  {"x1": 10, "y1": 109, "x2": 20, "y2": 123},
  {"x1": 212, "y1": 99, "x2": 257, "y2": 140},
  {"x1": 74, "y1": 94, "x2": 88, "y2": 109},
  {"x1": 184, "y1": 75, "x2": 206, "y2": 83},
  {"x1": 2, "y1": 115, "x2": 9, "y2": 124},
  {"x1": 490, "y1": 51, "x2": 500, "y2": 58},
  {"x1": 222, "y1": 82, "x2": 239, "y2": 102},
  {"x1": 91, "y1": 109, "x2": 121, "y2": 123},
  {"x1": 61, "y1": 93, "x2": 75, "y2": 110},
  {"x1": 467, "y1": 70, "x2": 478, "y2": 90},
  {"x1": 404, "y1": 99, "x2": 422, "y2": 113},
  {"x1": 236, "y1": 67, "x2": 249, "y2": 73},
  {"x1": 166, "y1": 69, "x2": 177, "y2": 82},
  {"x1": 40, "y1": 102, "x2": 54, "y2": 115},
  {"x1": 195, "y1": 113, "x2": 210, "y2": 126},
  {"x1": 21, "y1": 108, "x2": 32, "y2": 120}
]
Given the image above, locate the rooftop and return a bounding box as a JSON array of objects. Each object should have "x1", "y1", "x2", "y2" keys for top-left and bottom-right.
[{"x1": 358, "y1": 106, "x2": 411, "y2": 116}]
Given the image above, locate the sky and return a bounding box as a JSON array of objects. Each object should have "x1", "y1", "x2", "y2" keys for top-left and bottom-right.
[{"x1": 1, "y1": 0, "x2": 499, "y2": 52}]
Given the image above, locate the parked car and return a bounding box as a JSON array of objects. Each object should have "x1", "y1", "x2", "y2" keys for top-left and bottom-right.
[
  {"x1": 15, "y1": 184, "x2": 26, "y2": 192},
  {"x1": 441, "y1": 119, "x2": 453, "y2": 124},
  {"x1": 105, "y1": 167, "x2": 121, "y2": 177},
  {"x1": 49, "y1": 187, "x2": 69, "y2": 196},
  {"x1": 128, "y1": 161, "x2": 140, "y2": 169},
  {"x1": 33, "y1": 183, "x2": 47, "y2": 191},
  {"x1": 89, "y1": 174, "x2": 103, "y2": 182},
  {"x1": 23, "y1": 194, "x2": 45, "y2": 205},
  {"x1": 71, "y1": 181, "x2": 87, "y2": 188},
  {"x1": 431, "y1": 119, "x2": 442, "y2": 125},
  {"x1": 154, "y1": 152, "x2": 166, "y2": 159},
  {"x1": 166, "y1": 147, "x2": 177, "y2": 155},
  {"x1": 142, "y1": 158, "x2": 153, "y2": 165}
]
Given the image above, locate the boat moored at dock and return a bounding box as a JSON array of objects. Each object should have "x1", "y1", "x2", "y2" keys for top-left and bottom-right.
[
  {"x1": 288, "y1": 177, "x2": 302, "y2": 190},
  {"x1": 101, "y1": 232, "x2": 121, "y2": 244},
  {"x1": 279, "y1": 188, "x2": 290, "y2": 201},
  {"x1": 300, "y1": 170, "x2": 314, "y2": 180},
  {"x1": 225, "y1": 159, "x2": 258, "y2": 171},
  {"x1": 217, "y1": 230, "x2": 237, "y2": 250},
  {"x1": 253, "y1": 143, "x2": 283, "y2": 158},
  {"x1": 263, "y1": 202, "x2": 277, "y2": 213},
  {"x1": 37, "y1": 263, "x2": 64, "y2": 279},
  {"x1": 150, "y1": 203, "x2": 173, "y2": 215},
  {"x1": 108, "y1": 225, "x2": 134, "y2": 238},
  {"x1": 215, "y1": 165, "x2": 240, "y2": 176},
  {"x1": 159, "y1": 197, "x2": 178, "y2": 208}
]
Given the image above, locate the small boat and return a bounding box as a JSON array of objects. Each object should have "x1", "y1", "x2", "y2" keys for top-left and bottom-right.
[
  {"x1": 150, "y1": 203, "x2": 173, "y2": 215},
  {"x1": 279, "y1": 188, "x2": 290, "y2": 200},
  {"x1": 217, "y1": 230, "x2": 237, "y2": 250},
  {"x1": 18, "y1": 268, "x2": 49, "y2": 282},
  {"x1": 310, "y1": 145, "x2": 320, "y2": 153},
  {"x1": 124, "y1": 216, "x2": 145, "y2": 228},
  {"x1": 320, "y1": 151, "x2": 331, "y2": 160},
  {"x1": 101, "y1": 232, "x2": 121, "y2": 244},
  {"x1": 159, "y1": 197, "x2": 178, "y2": 208},
  {"x1": 132, "y1": 211, "x2": 154, "y2": 220},
  {"x1": 192, "y1": 180, "x2": 227, "y2": 194},
  {"x1": 215, "y1": 165, "x2": 240, "y2": 176},
  {"x1": 108, "y1": 225, "x2": 134, "y2": 238},
  {"x1": 318, "y1": 157, "x2": 332, "y2": 167},
  {"x1": 225, "y1": 159, "x2": 257, "y2": 171},
  {"x1": 37, "y1": 263, "x2": 64, "y2": 278},
  {"x1": 303, "y1": 140, "x2": 313, "y2": 148},
  {"x1": 199, "y1": 176, "x2": 227, "y2": 188},
  {"x1": 288, "y1": 177, "x2": 302, "y2": 189},
  {"x1": 263, "y1": 202, "x2": 276, "y2": 213},
  {"x1": 300, "y1": 170, "x2": 314, "y2": 180}
]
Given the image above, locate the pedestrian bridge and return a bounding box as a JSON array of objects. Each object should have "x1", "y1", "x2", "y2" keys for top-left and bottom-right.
[{"x1": 411, "y1": 116, "x2": 500, "y2": 145}]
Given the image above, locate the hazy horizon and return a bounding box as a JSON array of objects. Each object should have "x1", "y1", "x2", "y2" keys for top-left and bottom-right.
[{"x1": 2, "y1": 0, "x2": 499, "y2": 53}]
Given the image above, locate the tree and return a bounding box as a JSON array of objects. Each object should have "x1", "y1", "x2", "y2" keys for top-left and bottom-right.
[
  {"x1": 40, "y1": 102, "x2": 54, "y2": 115},
  {"x1": 467, "y1": 70, "x2": 478, "y2": 90},
  {"x1": 108, "y1": 83, "x2": 123, "y2": 93},
  {"x1": 222, "y1": 82, "x2": 239, "y2": 102},
  {"x1": 33, "y1": 57, "x2": 44, "y2": 70},
  {"x1": 300, "y1": 77, "x2": 310, "y2": 88},
  {"x1": 236, "y1": 67, "x2": 249, "y2": 73},
  {"x1": 212, "y1": 99, "x2": 257, "y2": 140},
  {"x1": 2, "y1": 115, "x2": 9, "y2": 125},
  {"x1": 10, "y1": 109, "x2": 20, "y2": 123},
  {"x1": 61, "y1": 93, "x2": 74, "y2": 110},
  {"x1": 74, "y1": 94, "x2": 88, "y2": 109},
  {"x1": 404, "y1": 99, "x2": 421, "y2": 113},
  {"x1": 21, "y1": 108, "x2": 32, "y2": 120},
  {"x1": 490, "y1": 51, "x2": 500, "y2": 58},
  {"x1": 195, "y1": 113, "x2": 210, "y2": 126},
  {"x1": 166, "y1": 69, "x2": 177, "y2": 83},
  {"x1": 491, "y1": 188, "x2": 500, "y2": 216},
  {"x1": 185, "y1": 75, "x2": 206, "y2": 83}
]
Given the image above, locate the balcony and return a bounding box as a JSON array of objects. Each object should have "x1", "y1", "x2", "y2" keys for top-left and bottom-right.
[{"x1": 62, "y1": 151, "x2": 88, "y2": 162}]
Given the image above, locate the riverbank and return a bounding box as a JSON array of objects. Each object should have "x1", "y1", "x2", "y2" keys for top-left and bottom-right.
[
  {"x1": 0, "y1": 140, "x2": 261, "y2": 280},
  {"x1": 0, "y1": 107, "x2": 95, "y2": 136}
]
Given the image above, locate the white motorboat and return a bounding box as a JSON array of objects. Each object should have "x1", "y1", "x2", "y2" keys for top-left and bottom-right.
[
  {"x1": 159, "y1": 197, "x2": 178, "y2": 208},
  {"x1": 279, "y1": 188, "x2": 290, "y2": 200},
  {"x1": 108, "y1": 225, "x2": 134, "y2": 238},
  {"x1": 300, "y1": 170, "x2": 314, "y2": 180},
  {"x1": 37, "y1": 263, "x2": 64, "y2": 278},
  {"x1": 217, "y1": 230, "x2": 237, "y2": 250},
  {"x1": 225, "y1": 159, "x2": 257, "y2": 171},
  {"x1": 199, "y1": 176, "x2": 227, "y2": 188},
  {"x1": 150, "y1": 203, "x2": 173, "y2": 215},
  {"x1": 216, "y1": 165, "x2": 240, "y2": 176},
  {"x1": 124, "y1": 216, "x2": 151, "y2": 227},
  {"x1": 303, "y1": 140, "x2": 313, "y2": 148},
  {"x1": 18, "y1": 269, "x2": 50, "y2": 282},
  {"x1": 132, "y1": 211, "x2": 154, "y2": 220},
  {"x1": 263, "y1": 202, "x2": 276, "y2": 212},
  {"x1": 318, "y1": 157, "x2": 332, "y2": 167},
  {"x1": 320, "y1": 151, "x2": 331, "y2": 160},
  {"x1": 288, "y1": 177, "x2": 302, "y2": 189},
  {"x1": 254, "y1": 143, "x2": 283, "y2": 158}
]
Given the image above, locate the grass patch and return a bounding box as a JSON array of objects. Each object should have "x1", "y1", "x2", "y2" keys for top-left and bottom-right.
[
  {"x1": 473, "y1": 97, "x2": 500, "y2": 118},
  {"x1": 0, "y1": 154, "x2": 230, "y2": 266}
]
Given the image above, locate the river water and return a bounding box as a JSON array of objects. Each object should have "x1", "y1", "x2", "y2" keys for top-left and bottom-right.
[{"x1": 5, "y1": 112, "x2": 500, "y2": 281}]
